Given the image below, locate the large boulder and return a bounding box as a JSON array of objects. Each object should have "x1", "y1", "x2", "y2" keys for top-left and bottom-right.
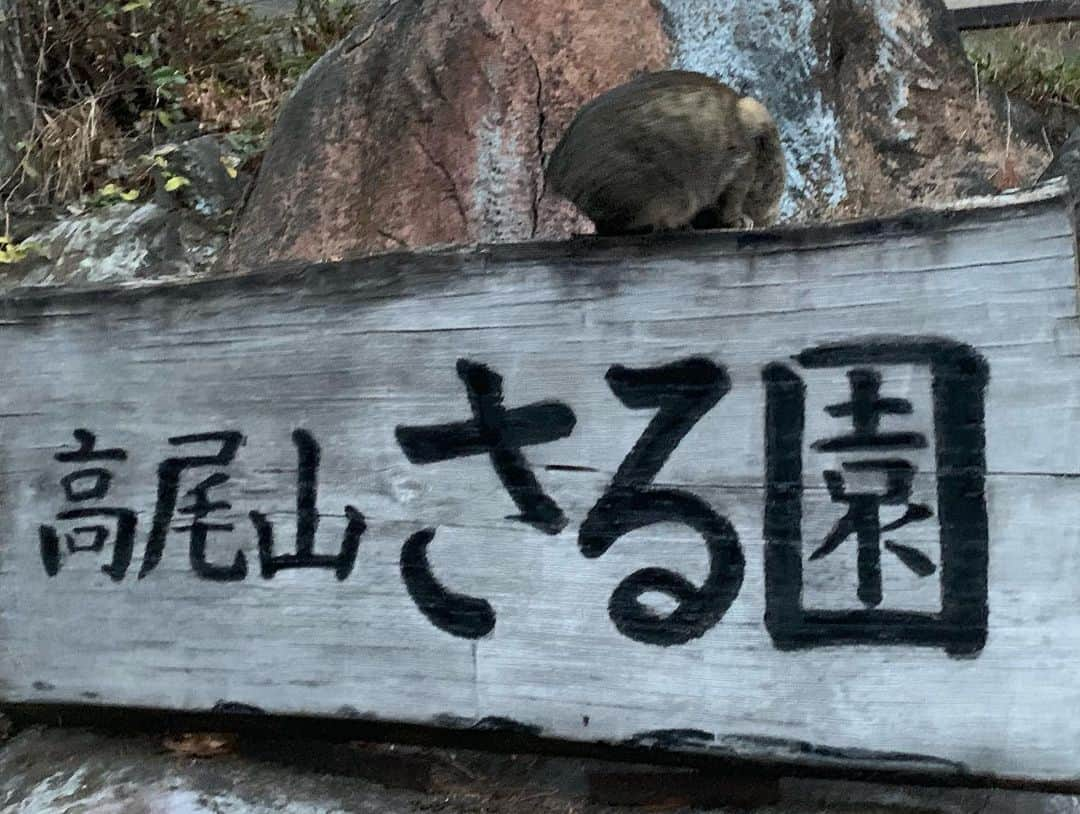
[
  {"x1": 227, "y1": 0, "x2": 1046, "y2": 271},
  {"x1": 228, "y1": 0, "x2": 669, "y2": 269}
]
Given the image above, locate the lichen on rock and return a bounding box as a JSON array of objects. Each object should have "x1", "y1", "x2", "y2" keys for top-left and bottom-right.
[
  {"x1": 661, "y1": 0, "x2": 849, "y2": 220},
  {"x1": 1, "y1": 201, "x2": 227, "y2": 293}
]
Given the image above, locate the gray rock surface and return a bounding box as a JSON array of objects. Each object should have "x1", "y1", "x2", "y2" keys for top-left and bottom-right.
[
  {"x1": 172, "y1": 134, "x2": 252, "y2": 218},
  {"x1": 0, "y1": 201, "x2": 227, "y2": 292},
  {"x1": 0, "y1": 133, "x2": 251, "y2": 290},
  {"x1": 1, "y1": 726, "x2": 1078, "y2": 813}
]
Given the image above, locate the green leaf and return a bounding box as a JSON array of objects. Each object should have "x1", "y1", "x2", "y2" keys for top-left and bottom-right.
[
  {"x1": 120, "y1": 0, "x2": 151, "y2": 11},
  {"x1": 157, "y1": 110, "x2": 174, "y2": 128},
  {"x1": 123, "y1": 52, "x2": 153, "y2": 70},
  {"x1": 151, "y1": 66, "x2": 187, "y2": 86},
  {"x1": 164, "y1": 175, "x2": 190, "y2": 192},
  {"x1": 224, "y1": 132, "x2": 263, "y2": 157}
]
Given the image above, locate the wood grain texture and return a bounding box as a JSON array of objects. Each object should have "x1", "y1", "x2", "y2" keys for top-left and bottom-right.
[{"x1": 0, "y1": 180, "x2": 1078, "y2": 784}]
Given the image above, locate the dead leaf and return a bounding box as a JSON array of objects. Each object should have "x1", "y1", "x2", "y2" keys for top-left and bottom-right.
[
  {"x1": 991, "y1": 157, "x2": 1023, "y2": 191},
  {"x1": 163, "y1": 731, "x2": 237, "y2": 758}
]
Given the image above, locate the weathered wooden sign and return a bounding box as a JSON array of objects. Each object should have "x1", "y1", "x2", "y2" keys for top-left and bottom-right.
[{"x1": 1, "y1": 180, "x2": 1079, "y2": 785}]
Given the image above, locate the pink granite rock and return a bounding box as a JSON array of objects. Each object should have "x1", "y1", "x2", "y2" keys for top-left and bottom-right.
[{"x1": 228, "y1": 0, "x2": 669, "y2": 269}]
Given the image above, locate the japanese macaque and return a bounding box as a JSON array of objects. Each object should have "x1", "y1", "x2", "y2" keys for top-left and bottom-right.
[{"x1": 545, "y1": 70, "x2": 786, "y2": 236}]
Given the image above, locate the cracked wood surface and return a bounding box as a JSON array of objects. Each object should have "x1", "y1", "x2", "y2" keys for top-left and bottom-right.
[{"x1": 1, "y1": 181, "x2": 1080, "y2": 786}]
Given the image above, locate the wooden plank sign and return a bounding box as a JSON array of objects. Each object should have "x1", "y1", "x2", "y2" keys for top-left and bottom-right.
[{"x1": 1, "y1": 180, "x2": 1079, "y2": 785}]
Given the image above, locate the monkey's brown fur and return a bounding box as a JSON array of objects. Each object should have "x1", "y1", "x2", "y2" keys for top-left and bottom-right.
[{"x1": 545, "y1": 70, "x2": 785, "y2": 236}]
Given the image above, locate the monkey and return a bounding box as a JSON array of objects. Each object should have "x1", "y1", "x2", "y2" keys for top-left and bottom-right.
[{"x1": 544, "y1": 70, "x2": 786, "y2": 237}]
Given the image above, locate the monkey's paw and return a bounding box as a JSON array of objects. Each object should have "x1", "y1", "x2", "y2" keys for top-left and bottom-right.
[{"x1": 738, "y1": 215, "x2": 755, "y2": 230}]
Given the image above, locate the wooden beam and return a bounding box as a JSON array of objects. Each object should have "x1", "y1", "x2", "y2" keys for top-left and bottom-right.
[
  {"x1": 946, "y1": 0, "x2": 1080, "y2": 29},
  {"x1": 0, "y1": 180, "x2": 1079, "y2": 785}
]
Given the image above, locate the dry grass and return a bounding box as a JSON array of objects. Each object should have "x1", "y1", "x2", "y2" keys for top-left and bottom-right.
[
  {"x1": 2, "y1": 0, "x2": 367, "y2": 215},
  {"x1": 965, "y1": 22, "x2": 1080, "y2": 113},
  {"x1": 22, "y1": 95, "x2": 125, "y2": 203}
]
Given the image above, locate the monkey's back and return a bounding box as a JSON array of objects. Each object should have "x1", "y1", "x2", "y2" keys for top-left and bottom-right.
[{"x1": 546, "y1": 71, "x2": 750, "y2": 233}]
